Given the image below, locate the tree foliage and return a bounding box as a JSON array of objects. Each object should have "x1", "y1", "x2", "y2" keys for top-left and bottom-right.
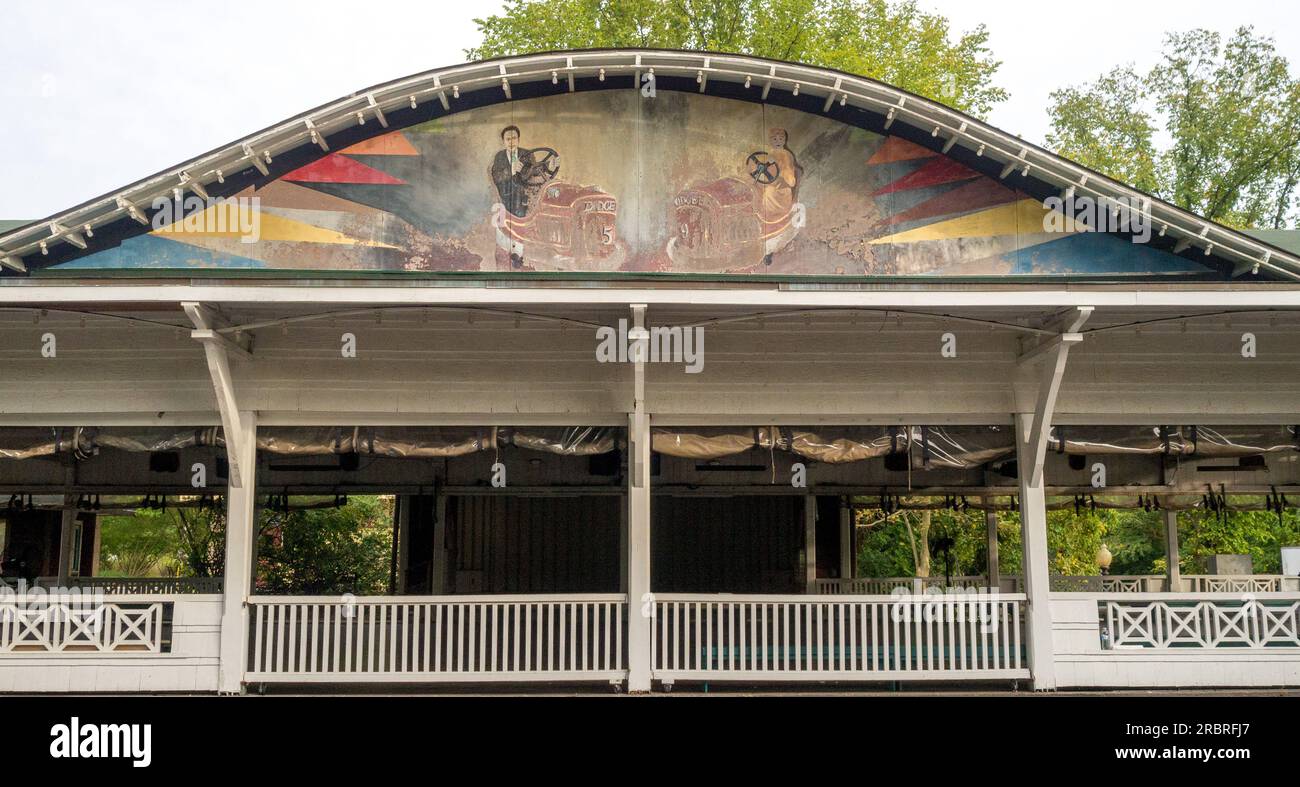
[
  {"x1": 256, "y1": 496, "x2": 394, "y2": 595},
  {"x1": 468, "y1": 0, "x2": 1007, "y2": 116},
  {"x1": 853, "y1": 498, "x2": 1300, "y2": 579},
  {"x1": 1047, "y1": 27, "x2": 1300, "y2": 228}
]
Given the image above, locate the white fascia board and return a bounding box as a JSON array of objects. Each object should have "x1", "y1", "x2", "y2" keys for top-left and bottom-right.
[
  {"x1": 4, "y1": 285, "x2": 1300, "y2": 309},
  {"x1": 0, "y1": 284, "x2": 1291, "y2": 309}
]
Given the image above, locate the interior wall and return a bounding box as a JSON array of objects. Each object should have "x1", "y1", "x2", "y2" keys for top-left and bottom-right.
[
  {"x1": 444, "y1": 494, "x2": 621, "y2": 594},
  {"x1": 652, "y1": 495, "x2": 804, "y2": 593}
]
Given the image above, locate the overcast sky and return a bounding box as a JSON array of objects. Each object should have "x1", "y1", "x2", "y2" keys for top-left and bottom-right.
[{"x1": 2, "y1": 0, "x2": 1298, "y2": 218}]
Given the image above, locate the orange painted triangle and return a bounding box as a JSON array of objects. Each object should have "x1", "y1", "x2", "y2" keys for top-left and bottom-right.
[
  {"x1": 340, "y1": 131, "x2": 420, "y2": 157},
  {"x1": 867, "y1": 136, "x2": 935, "y2": 166}
]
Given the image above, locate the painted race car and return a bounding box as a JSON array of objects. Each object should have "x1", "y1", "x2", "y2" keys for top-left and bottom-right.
[
  {"x1": 492, "y1": 147, "x2": 624, "y2": 271},
  {"x1": 665, "y1": 150, "x2": 804, "y2": 271}
]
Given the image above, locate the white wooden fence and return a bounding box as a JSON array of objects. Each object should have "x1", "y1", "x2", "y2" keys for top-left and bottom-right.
[
  {"x1": 812, "y1": 577, "x2": 998, "y2": 594},
  {"x1": 247, "y1": 594, "x2": 628, "y2": 683},
  {"x1": 817, "y1": 575, "x2": 1298, "y2": 594},
  {"x1": 1102, "y1": 595, "x2": 1300, "y2": 649},
  {"x1": 651, "y1": 594, "x2": 1027, "y2": 682},
  {"x1": 0, "y1": 597, "x2": 168, "y2": 653}
]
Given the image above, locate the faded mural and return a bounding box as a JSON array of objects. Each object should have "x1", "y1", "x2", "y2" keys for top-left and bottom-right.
[{"x1": 54, "y1": 91, "x2": 1211, "y2": 276}]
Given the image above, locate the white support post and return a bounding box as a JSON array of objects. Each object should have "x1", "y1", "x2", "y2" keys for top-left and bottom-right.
[
  {"x1": 838, "y1": 498, "x2": 852, "y2": 580},
  {"x1": 218, "y1": 410, "x2": 257, "y2": 695},
  {"x1": 1016, "y1": 412, "x2": 1056, "y2": 691},
  {"x1": 1017, "y1": 307, "x2": 1092, "y2": 488},
  {"x1": 1011, "y1": 307, "x2": 1091, "y2": 690},
  {"x1": 804, "y1": 496, "x2": 818, "y2": 592},
  {"x1": 183, "y1": 301, "x2": 254, "y2": 488},
  {"x1": 1164, "y1": 509, "x2": 1182, "y2": 592},
  {"x1": 626, "y1": 304, "x2": 652, "y2": 693}
]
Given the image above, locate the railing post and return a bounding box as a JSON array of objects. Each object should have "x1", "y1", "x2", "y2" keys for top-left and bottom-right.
[
  {"x1": 626, "y1": 304, "x2": 652, "y2": 693},
  {"x1": 219, "y1": 410, "x2": 257, "y2": 694},
  {"x1": 1015, "y1": 412, "x2": 1056, "y2": 690}
]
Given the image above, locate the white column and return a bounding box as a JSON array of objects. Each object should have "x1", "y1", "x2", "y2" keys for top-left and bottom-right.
[
  {"x1": 218, "y1": 410, "x2": 257, "y2": 695},
  {"x1": 1164, "y1": 509, "x2": 1181, "y2": 592},
  {"x1": 626, "y1": 304, "x2": 652, "y2": 693},
  {"x1": 1016, "y1": 412, "x2": 1056, "y2": 690},
  {"x1": 838, "y1": 498, "x2": 852, "y2": 581},
  {"x1": 804, "y1": 496, "x2": 818, "y2": 592}
]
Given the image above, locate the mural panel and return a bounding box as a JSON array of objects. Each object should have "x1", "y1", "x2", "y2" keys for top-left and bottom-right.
[{"x1": 53, "y1": 91, "x2": 1211, "y2": 277}]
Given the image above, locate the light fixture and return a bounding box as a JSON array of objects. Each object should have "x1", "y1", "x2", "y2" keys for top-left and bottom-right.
[{"x1": 1095, "y1": 543, "x2": 1113, "y2": 576}]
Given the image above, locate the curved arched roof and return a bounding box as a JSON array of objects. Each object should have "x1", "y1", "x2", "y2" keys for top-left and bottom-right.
[{"x1": 1, "y1": 48, "x2": 1297, "y2": 280}]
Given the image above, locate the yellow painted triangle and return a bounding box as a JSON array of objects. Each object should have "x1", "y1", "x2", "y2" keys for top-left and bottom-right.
[
  {"x1": 870, "y1": 198, "x2": 1065, "y2": 245},
  {"x1": 152, "y1": 203, "x2": 396, "y2": 247}
]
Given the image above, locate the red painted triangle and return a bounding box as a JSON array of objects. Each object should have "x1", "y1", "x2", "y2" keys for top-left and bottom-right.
[
  {"x1": 872, "y1": 156, "x2": 979, "y2": 196},
  {"x1": 282, "y1": 153, "x2": 406, "y2": 185},
  {"x1": 882, "y1": 178, "x2": 1021, "y2": 226}
]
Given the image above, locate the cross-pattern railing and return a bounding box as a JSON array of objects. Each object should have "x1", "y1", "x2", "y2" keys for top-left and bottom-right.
[
  {"x1": 0, "y1": 599, "x2": 168, "y2": 653},
  {"x1": 1102, "y1": 597, "x2": 1300, "y2": 649},
  {"x1": 247, "y1": 595, "x2": 628, "y2": 682},
  {"x1": 652, "y1": 594, "x2": 1027, "y2": 681},
  {"x1": 1181, "y1": 576, "x2": 1291, "y2": 593}
]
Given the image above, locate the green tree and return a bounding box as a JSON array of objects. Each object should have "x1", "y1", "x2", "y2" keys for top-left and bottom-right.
[
  {"x1": 1047, "y1": 26, "x2": 1300, "y2": 228},
  {"x1": 256, "y1": 496, "x2": 395, "y2": 595},
  {"x1": 98, "y1": 508, "x2": 180, "y2": 577},
  {"x1": 468, "y1": 0, "x2": 1008, "y2": 117},
  {"x1": 174, "y1": 505, "x2": 226, "y2": 578}
]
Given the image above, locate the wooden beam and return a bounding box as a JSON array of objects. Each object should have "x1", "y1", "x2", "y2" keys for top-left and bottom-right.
[{"x1": 183, "y1": 301, "x2": 253, "y2": 488}]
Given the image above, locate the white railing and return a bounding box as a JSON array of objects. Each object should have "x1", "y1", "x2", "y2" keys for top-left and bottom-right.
[
  {"x1": 1102, "y1": 595, "x2": 1300, "y2": 649},
  {"x1": 821, "y1": 575, "x2": 1299, "y2": 595},
  {"x1": 34, "y1": 576, "x2": 224, "y2": 595},
  {"x1": 0, "y1": 596, "x2": 168, "y2": 653},
  {"x1": 813, "y1": 577, "x2": 998, "y2": 595},
  {"x1": 247, "y1": 595, "x2": 628, "y2": 683},
  {"x1": 652, "y1": 594, "x2": 1027, "y2": 682},
  {"x1": 1181, "y1": 576, "x2": 1295, "y2": 593}
]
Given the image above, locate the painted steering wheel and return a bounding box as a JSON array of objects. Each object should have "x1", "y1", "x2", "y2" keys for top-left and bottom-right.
[
  {"x1": 521, "y1": 147, "x2": 560, "y2": 186},
  {"x1": 746, "y1": 151, "x2": 780, "y2": 185}
]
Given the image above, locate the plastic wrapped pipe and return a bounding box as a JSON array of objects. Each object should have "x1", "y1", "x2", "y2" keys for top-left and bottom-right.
[
  {"x1": 505, "y1": 426, "x2": 622, "y2": 456},
  {"x1": 1046, "y1": 425, "x2": 1299, "y2": 457},
  {"x1": 2, "y1": 424, "x2": 1296, "y2": 464}
]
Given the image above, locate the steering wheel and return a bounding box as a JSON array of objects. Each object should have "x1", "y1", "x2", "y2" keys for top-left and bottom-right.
[
  {"x1": 521, "y1": 147, "x2": 560, "y2": 186},
  {"x1": 746, "y1": 151, "x2": 780, "y2": 185}
]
